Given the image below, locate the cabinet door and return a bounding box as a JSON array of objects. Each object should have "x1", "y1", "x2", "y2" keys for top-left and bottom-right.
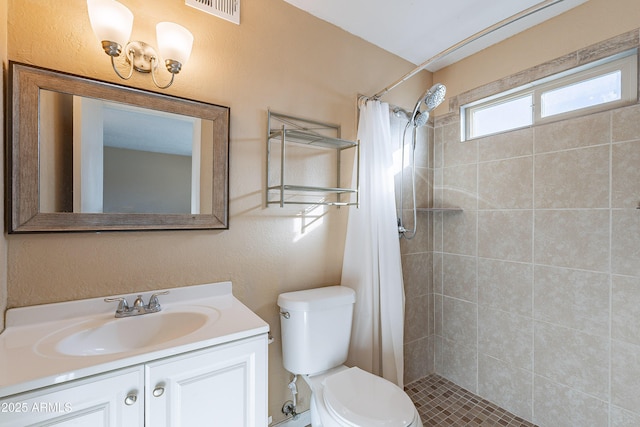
[
  {"x1": 0, "y1": 366, "x2": 144, "y2": 427},
  {"x1": 146, "y1": 335, "x2": 268, "y2": 427}
]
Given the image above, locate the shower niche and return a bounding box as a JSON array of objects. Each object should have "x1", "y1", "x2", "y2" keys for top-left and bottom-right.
[{"x1": 266, "y1": 111, "x2": 359, "y2": 207}]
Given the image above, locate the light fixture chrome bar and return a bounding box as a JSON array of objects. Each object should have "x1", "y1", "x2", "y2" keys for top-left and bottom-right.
[
  {"x1": 150, "y1": 57, "x2": 177, "y2": 89},
  {"x1": 109, "y1": 51, "x2": 134, "y2": 80},
  {"x1": 370, "y1": 0, "x2": 567, "y2": 100}
]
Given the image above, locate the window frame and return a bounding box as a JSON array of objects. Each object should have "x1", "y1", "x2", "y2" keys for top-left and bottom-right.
[{"x1": 461, "y1": 49, "x2": 638, "y2": 141}]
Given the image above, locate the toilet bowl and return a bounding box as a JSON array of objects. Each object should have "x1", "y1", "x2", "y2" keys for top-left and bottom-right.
[
  {"x1": 303, "y1": 366, "x2": 423, "y2": 427},
  {"x1": 277, "y1": 286, "x2": 423, "y2": 427}
]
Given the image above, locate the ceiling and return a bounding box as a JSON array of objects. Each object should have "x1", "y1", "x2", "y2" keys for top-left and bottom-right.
[
  {"x1": 103, "y1": 102, "x2": 195, "y2": 157},
  {"x1": 282, "y1": 0, "x2": 588, "y2": 71}
]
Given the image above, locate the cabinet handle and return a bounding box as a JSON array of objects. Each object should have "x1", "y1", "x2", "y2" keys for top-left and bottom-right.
[
  {"x1": 124, "y1": 393, "x2": 137, "y2": 406},
  {"x1": 153, "y1": 385, "x2": 165, "y2": 397}
]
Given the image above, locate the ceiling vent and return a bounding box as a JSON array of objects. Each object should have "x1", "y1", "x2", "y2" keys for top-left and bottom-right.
[{"x1": 185, "y1": 0, "x2": 240, "y2": 25}]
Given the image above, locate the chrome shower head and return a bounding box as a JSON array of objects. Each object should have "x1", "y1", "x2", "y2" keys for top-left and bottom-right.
[
  {"x1": 393, "y1": 106, "x2": 411, "y2": 121},
  {"x1": 410, "y1": 83, "x2": 447, "y2": 127},
  {"x1": 413, "y1": 111, "x2": 429, "y2": 127},
  {"x1": 423, "y1": 83, "x2": 446, "y2": 111}
]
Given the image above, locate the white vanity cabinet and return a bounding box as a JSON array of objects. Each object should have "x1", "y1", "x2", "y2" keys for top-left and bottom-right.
[
  {"x1": 0, "y1": 366, "x2": 144, "y2": 427},
  {"x1": 146, "y1": 334, "x2": 268, "y2": 426},
  {"x1": 0, "y1": 335, "x2": 268, "y2": 427},
  {"x1": 0, "y1": 282, "x2": 270, "y2": 427}
]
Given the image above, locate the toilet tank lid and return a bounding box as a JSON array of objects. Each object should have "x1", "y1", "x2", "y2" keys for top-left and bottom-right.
[{"x1": 277, "y1": 286, "x2": 355, "y2": 311}]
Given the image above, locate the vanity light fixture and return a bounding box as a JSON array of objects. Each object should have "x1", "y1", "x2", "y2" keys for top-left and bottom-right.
[{"x1": 87, "y1": 0, "x2": 194, "y2": 89}]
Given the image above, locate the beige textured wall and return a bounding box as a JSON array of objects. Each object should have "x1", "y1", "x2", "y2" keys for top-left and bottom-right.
[
  {"x1": 4, "y1": 0, "x2": 427, "y2": 422},
  {"x1": 434, "y1": 0, "x2": 640, "y2": 116},
  {"x1": 0, "y1": 0, "x2": 7, "y2": 332}
]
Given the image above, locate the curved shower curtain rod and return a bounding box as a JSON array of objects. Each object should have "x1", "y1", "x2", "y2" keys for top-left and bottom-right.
[{"x1": 366, "y1": 0, "x2": 569, "y2": 102}]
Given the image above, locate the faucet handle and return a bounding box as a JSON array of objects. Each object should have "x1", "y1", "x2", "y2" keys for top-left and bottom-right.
[
  {"x1": 148, "y1": 290, "x2": 170, "y2": 311},
  {"x1": 133, "y1": 295, "x2": 146, "y2": 309},
  {"x1": 104, "y1": 297, "x2": 130, "y2": 314}
]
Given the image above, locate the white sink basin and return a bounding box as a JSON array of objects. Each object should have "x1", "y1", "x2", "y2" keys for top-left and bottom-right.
[{"x1": 37, "y1": 307, "x2": 219, "y2": 357}]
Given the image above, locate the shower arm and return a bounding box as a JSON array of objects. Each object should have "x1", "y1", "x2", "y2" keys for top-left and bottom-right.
[{"x1": 370, "y1": 0, "x2": 567, "y2": 101}]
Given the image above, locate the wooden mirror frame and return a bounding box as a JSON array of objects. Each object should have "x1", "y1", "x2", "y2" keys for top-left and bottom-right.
[{"x1": 7, "y1": 62, "x2": 229, "y2": 233}]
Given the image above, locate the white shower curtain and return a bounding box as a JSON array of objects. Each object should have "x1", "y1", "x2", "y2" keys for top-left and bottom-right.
[{"x1": 341, "y1": 99, "x2": 405, "y2": 388}]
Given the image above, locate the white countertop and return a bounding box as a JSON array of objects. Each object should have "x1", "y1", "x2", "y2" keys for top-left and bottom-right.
[{"x1": 0, "y1": 281, "x2": 269, "y2": 398}]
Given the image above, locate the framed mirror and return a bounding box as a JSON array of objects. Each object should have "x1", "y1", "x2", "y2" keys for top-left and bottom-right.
[{"x1": 7, "y1": 62, "x2": 229, "y2": 232}]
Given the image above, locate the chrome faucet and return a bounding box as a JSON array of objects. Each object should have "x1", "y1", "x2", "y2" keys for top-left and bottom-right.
[{"x1": 105, "y1": 291, "x2": 170, "y2": 318}]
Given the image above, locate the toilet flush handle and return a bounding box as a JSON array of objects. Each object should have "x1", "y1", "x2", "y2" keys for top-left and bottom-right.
[{"x1": 280, "y1": 311, "x2": 290, "y2": 319}]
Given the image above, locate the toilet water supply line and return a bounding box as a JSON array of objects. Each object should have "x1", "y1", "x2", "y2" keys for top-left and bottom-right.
[
  {"x1": 284, "y1": 375, "x2": 299, "y2": 419},
  {"x1": 289, "y1": 376, "x2": 298, "y2": 413}
]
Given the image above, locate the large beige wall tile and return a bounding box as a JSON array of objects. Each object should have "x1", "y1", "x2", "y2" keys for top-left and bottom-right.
[
  {"x1": 435, "y1": 336, "x2": 477, "y2": 393},
  {"x1": 534, "y1": 145, "x2": 610, "y2": 209},
  {"x1": 534, "y1": 322, "x2": 609, "y2": 399},
  {"x1": 433, "y1": 210, "x2": 443, "y2": 251},
  {"x1": 397, "y1": 167, "x2": 430, "y2": 210},
  {"x1": 444, "y1": 134, "x2": 476, "y2": 168},
  {"x1": 434, "y1": 127, "x2": 444, "y2": 169},
  {"x1": 611, "y1": 340, "x2": 640, "y2": 412},
  {"x1": 478, "y1": 156, "x2": 533, "y2": 209},
  {"x1": 534, "y1": 111, "x2": 610, "y2": 153},
  {"x1": 402, "y1": 252, "x2": 432, "y2": 297},
  {"x1": 427, "y1": 293, "x2": 435, "y2": 336},
  {"x1": 433, "y1": 252, "x2": 443, "y2": 294},
  {"x1": 612, "y1": 210, "x2": 640, "y2": 276},
  {"x1": 401, "y1": 166, "x2": 430, "y2": 210},
  {"x1": 443, "y1": 210, "x2": 477, "y2": 256},
  {"x1": 413, "y1": 126, "x2": 431, "y2": 169},
  {"x1": 404, "y1": 337, "x2": 432, "y2": 385},
  {"x1": 400, "y1": 211, "x2": 432, "y2": 254},
  {"x1": 612, "y1": 275, "x2": 640, "y2": 345},
  {"x1": 478, "y1": 258, "x2": 533, "y2": 316},
  {"x1": 442, "y1": 296, "x2": 477, "y2": 349},
  {"x1": 441, "y1": 119, "x2": 462, "y2": 145},
  {"x1": 534, "y1": 266, "x2": 609, "y2": 336},
  {"x1": 442, "y1": 164, "x2": 477, "y2": 210},
  {"x1": 533, "y1": 376, "x2": 609, "y2": 427},
  {"x1": 611, "y1": 406, "x2": 640, "y2": 427},
  {"x1": 612, "y1": 139, "x2": 640, "y2": 208},
  {"x1": 478, "y1": 127, "x2": 533, "y2": 162},
  {"x1": 433, "y1": 167, "x2": 444, "y2": 208},
  {"x1": 478, "y1": 354, "x2": 533, "y2": 421},
  {"x1": 612, "y1": 104, "x2": 640, "y2": 143},
  {"x1": 534, "y1": 209, "x2": 609, "y2": 272},
  {"x1": 478, "y1": 306, "x2": 533, "y2": 370},
  {"x1": 442, "y1": 254, "x2": 476, "y2": 302},
  {"x1": 404, "y1": 293, "x2": 428, "y2": 343},
  {"x1": 478, "y1": 210, "x2": 533, "y2": 262},
  {"x1": 434, "y1": 293, "x2": 443, "y2": 336}
]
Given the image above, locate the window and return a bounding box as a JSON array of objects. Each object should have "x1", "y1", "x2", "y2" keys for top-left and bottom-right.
[
  {"x1": 470, "y1": 94, "x2": 533, "y2": 138},
  {"x1": 461, "y1": 50, "x2": 637, "y2": 141},
  {"x1": 541, "y1": 70, "x2": 622, "y2": 118}
]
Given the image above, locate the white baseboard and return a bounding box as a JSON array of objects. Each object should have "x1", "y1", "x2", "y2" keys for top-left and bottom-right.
[{"x1": 271, "y1": 410, "x2": 311, "y2": 427}]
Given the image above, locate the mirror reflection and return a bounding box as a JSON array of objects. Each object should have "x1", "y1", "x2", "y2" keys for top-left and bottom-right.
[{"x1": 39, "y1": 91, "x2": 214, "y2": 215}]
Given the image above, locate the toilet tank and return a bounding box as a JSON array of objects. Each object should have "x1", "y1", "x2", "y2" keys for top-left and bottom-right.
[{"x1": 277, "y1": 286, "x2": 356, "y2": 376}]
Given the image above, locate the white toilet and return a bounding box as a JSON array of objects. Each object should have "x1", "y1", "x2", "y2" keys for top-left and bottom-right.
[{"x1": 278, "y1": 286, "x2": 423, "y2": 427}]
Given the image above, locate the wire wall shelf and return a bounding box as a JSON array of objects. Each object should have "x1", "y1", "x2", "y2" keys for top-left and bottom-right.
[{"x1": 266, "y1": 111, "x2": 359, "y2": 208}]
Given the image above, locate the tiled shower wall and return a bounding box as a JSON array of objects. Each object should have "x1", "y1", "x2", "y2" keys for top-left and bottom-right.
[
  {"x1": 396, "y1": 122, "x2": 435, "y2": 385},
  {"x1": 432, "y1": 98, "x2": 640, "y2": 426}
]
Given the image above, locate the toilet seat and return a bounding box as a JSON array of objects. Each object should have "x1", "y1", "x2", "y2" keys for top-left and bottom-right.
[{"x1": 322, "y1": 367, "x2": 417, "y2": 427}]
